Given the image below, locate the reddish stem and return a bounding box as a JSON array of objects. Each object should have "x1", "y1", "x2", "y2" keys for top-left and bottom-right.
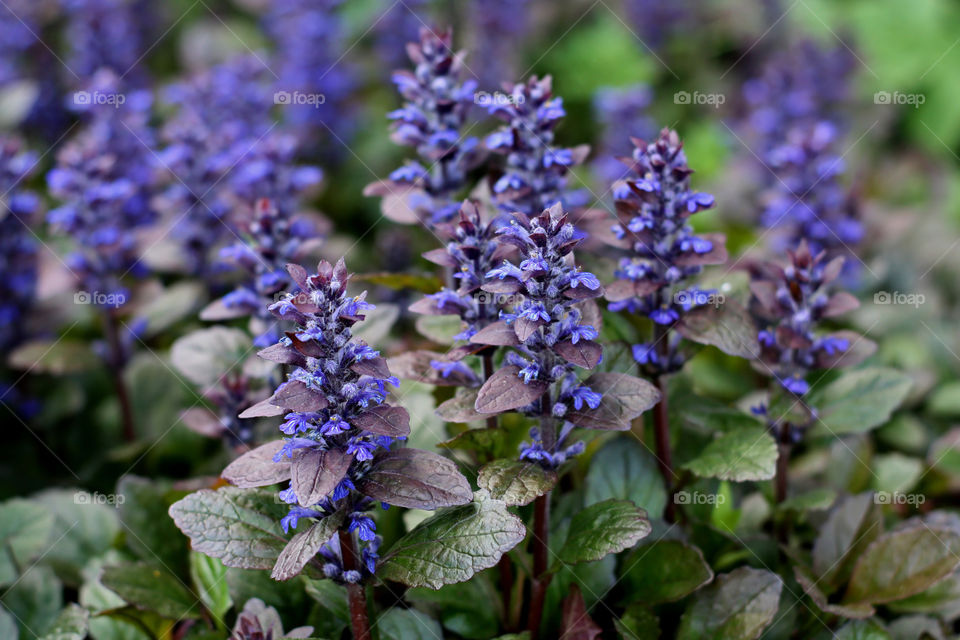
[
  {"x1": 339, "y1": 529, "x2": 371, "y2": 640},
  {"x1": 104, "y1": 309, "x2": 135, "y2": 442}
]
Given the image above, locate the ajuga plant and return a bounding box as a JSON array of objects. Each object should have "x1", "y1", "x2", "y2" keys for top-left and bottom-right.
[
  {"x1": 172, "y1": 259, "x2": 525, "y2": 640},
  {"x1": 472, "y1": 203, "x2": 659, "y2": 637},
  {"x1": 62, "y1": 0, "x2": 148, "y2": 82},
  {"x1": 748, "y1": 241, "x2": 873, "y2": 506},
  {"x1": 367, "y1": 27, "x2": 480, "y2": 228},
  {"x1": 0, "y1": 137, "x2": 40, "y2": 353},
  {"x1": 158, "y1": 55, "x2": 275, "y2": 277},
  {"x1": 485, "y1": 75, "x2": 589, "y2": 218},
  {"x1": 601, "y1": 128, "x2": 727, "y2": 510},
  {"x1": 46, "y1": 70, "x2": 158, "y2": 442}
]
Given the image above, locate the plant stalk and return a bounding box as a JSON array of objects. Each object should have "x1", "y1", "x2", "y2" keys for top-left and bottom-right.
[
  {"x1": 652, "y1": 323, "x2": 675, "y2": 521},
  {"x1": 104, "y1": 309, "x2": 136, "y2": 442},
  {"x1": 339, "y1": 529, "x2": 372, "y2": 640},
  {"x1": 527, "y1": 393, "x2": 554, "y2": 639}
]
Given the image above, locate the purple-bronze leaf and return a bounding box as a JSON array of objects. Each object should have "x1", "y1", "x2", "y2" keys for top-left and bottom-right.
[
  {"x1": 271, "y1": 511, "x2": 345, "y2": 581},
  {"x1": 514, "y1": 317, "x2": 544, "y2": 342},
  {"x1": 179, "y1": 408, "x2": 224, "y2": 438},
  {"x1": 239, "y1": 397, "x2": 286, "y2": 419},
  {"x1": 822, "y1": 292, "x2": 860, "y2": 318},
  {"x1": 357, "y1": 448, "x2": 472, "y2": 510},
  {"x1": 354, "y1": 404, "x2": 411, "y2": 437},
  {"x1": 388, "y1": 350, "x2": 476, "y2": 386},
  {"x1": 470, "y1": 320, "x2": 521, "y2": 347},
  {"x1": 291, "y1": 448, "x2": 353, "y2": 507},
  {"x1": 568, "y1": 373, "x2": 661, "y2": 430},
  {"x1": 553, "y1": 339, "x2": 603, "y2": 369},
  {"x1": 223, "y1": 441, "x2": 291, "y2": 488},
  {"x1": 257, "y1": 343, "x2": 306, "y2": 366},
  {"x1": 481, "y1": 278, "x2": 522, "y2": 294},
  {"x1": 272, "y1": 380, "x2": 328, "y2": 412},
  {"x1": 351, "y1": 355, "x2": 391, "y2": 378},
  {"x1": 475, "y1": 366, "x2": 547, "y2": 414}
]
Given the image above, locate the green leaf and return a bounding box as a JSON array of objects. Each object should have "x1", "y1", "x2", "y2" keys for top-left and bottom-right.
[
  {"x1": 477, "y1": 459, "x2": 557, "y2": 506},
  {"x1": 682, "y1": 428, "x2": 777, "y2": 482},
  {"x1": 378, "y1": 491, "x2": 525, "y2": 589},
  {"x1": 101, "y1": 563, "x2": 203, "y2": 620},
  {"x1": 778, "y1": 488, "x2": 837, "y2": 513},
  {"x1": 38, "y1": 604, "x2": 89, "y2": 640},
  {"x1": 620, "y1": 540, "x2": 713, "y2": 604},
  {"x1": 415, "y1": 315, "x2": 465, "y2": 345},
  {"x1": 377, "y1": 608, "x2": 444, "y2": 640},
  {"x1": 79, "y1": 552, "x2": 151, "y2": 640},
  {"x1": 555, "y1": 500, "x2": 650, "y2": 567},
  {"x1": 304, "y1": 578, "x2": 350, "y2": 637},
  {"x1": 677, "y1": 567, "x2": 782, "y2": 640},
  {"x1": 7, "y1": 339, "x2": 96, "y2": 374},
  {"x1": 2, "y1": 565, "x2": 62, "y2": 639},
  {"x1": 170, "y1": 327, "x2": 251, "y2": 387},
  {"x1": 887, "y1": 568, "x2": 960, "y2": 615},
  {"x1": 168, "y1": 487, "x2": 290, "y2": 570},
  {"x1": 810, "y1": 368, "x2": 913, "y2": 436},
  {"x1": 118, "y1": 476, "x2": 189, "y2": 573},
  {"x1": 139, "y1": 281, "x2": 204, "y2": 338},
  {"x1": 189, "y1": 552, "x2": 232, "y2": 623},
  {"x1": 0, "y1": 499, "x2": 55, "y2": 586},
  {"x1": 567, "y1": 373, "x2": 660, "y2": 431},
  {"x1": 33, "y1": 489, "x2": 120, "y2": 587},
  {"x1": 928, "y1": 380, "x2": 960, "y2": 417},
  {"x1": 351, "y1": 302, "x2": 400, "y2": 345},
  {"x1": 813, "y1": 493, "x2": 884, "y2": 590},
  {"x1": 0, "y1": 605, "x2": 17, "y2": 640},
  {"x1": 676, "y1": 300, "x2": 759, "y2": 359},
  {"x1": 585, "y1": 437, "x2": 667, "y2": 519},
  {"x1": 407, "y1": 576, "x2": 499, "y2": 639},
  {"x1": 614, "y1": 604, "x2": 659, "y2": 640},
  {"x1": 833, "y1": 619, "x2": 892, "y2": 640},
  {"x1": 844, "y1": 526, "x2": 960, "y2": 606}
]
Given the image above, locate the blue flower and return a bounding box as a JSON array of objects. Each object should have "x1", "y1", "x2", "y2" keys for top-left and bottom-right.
[
  {"x1": 569, "y1": 271, "x2": 601, "y2": 289},
  {"x1": 487, "y1": 261, "x2": 524, "y2": 281},
  {"x1": 568, "y1": 324, "x2": 598, "y2": 344},
  {"x1": 519, "y1": 302, "x2": 551, "y2": 323},
  {"x1": 320, "y1": 415, "x2": 350, "y2": 435},
  {"x1": 782, "y1": 376, "x2": 810, "y2": 396},
  {"x1": 349, "y1": 514, "x2": 377, "y2": 541},
  {"x1": 280, "y1": 413, "x2": 313, "y2": 435},
  {"x1": 570, "y1": 386, "x2": 602, "y2": 410},
  {"x1": 649, "y1": 308, "x2": 679, "y2": 325},
  {"x1": 632, "y1": 343, "x2": 659, "y2": 365},
  {"x1": 281, "y1": 507, "x2": 324, "y2": 534}
]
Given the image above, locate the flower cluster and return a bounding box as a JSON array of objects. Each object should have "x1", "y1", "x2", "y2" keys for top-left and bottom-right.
[
  {"x1": 213, "y1": 199, "x2": 323, "y2": 347},
  {"x1": 0, "y1": 0, "x2": 41, "y2": 84},
  {"x1": 379, "y1": 27, "x2": 479, "y2": 226},
  {"x1": 749, "y1": 240, "x2": 862, "y2": 400},
  {"x1": 264, "y1": 0, "x2": 355, "y2": 142},
  {"x1": 479, "y1": 204, "x2": 604, "y2": 468},
  {"x1": 409, "y1": 200, "x2": 503, "y2": 342},
  {"x1": 592, "y1": 85, "x2": 656, "y2": 184},
  {"x1": 760, "y1": 121, "x2": 862, "y2": 262},
  {"x1": 604, "y1": 129, "x2": 726, "y2": 374},
  {"x1": 47, "y1": 71, "x2": 158, "y2": 303},
  {"x1": 485, "y1": 75, "x2": 588, "y2": 218},
  {"x1": 0, "y1": 137, "x2": 40, "y2": 351},
  {"x1": 259, "y1": 260, "x2": 403, "y2": 578},
  {"x1": 62, "y1": 0, "x2": 147, "y2": 82},
  {"x1": 158, "y1": 56, "x2": 276, "y2": 276}
]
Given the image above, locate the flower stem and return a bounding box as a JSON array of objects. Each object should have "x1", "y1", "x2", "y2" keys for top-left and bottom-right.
[
  {"x1": 103, "y1": 309, "x2": 135, "y2": 443},
  {"x1": 339, "y1": 529, "x2": 371, "y2": 640},
  {"x1": 527, "y1": 393, "x2": 554, "y2": 639},
  {"x1": 481, "y1": 350, "x2": 499, "y2": 431},
  {"x1": 652, "y1": 324, "x2": 675, "y2": 522}
]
